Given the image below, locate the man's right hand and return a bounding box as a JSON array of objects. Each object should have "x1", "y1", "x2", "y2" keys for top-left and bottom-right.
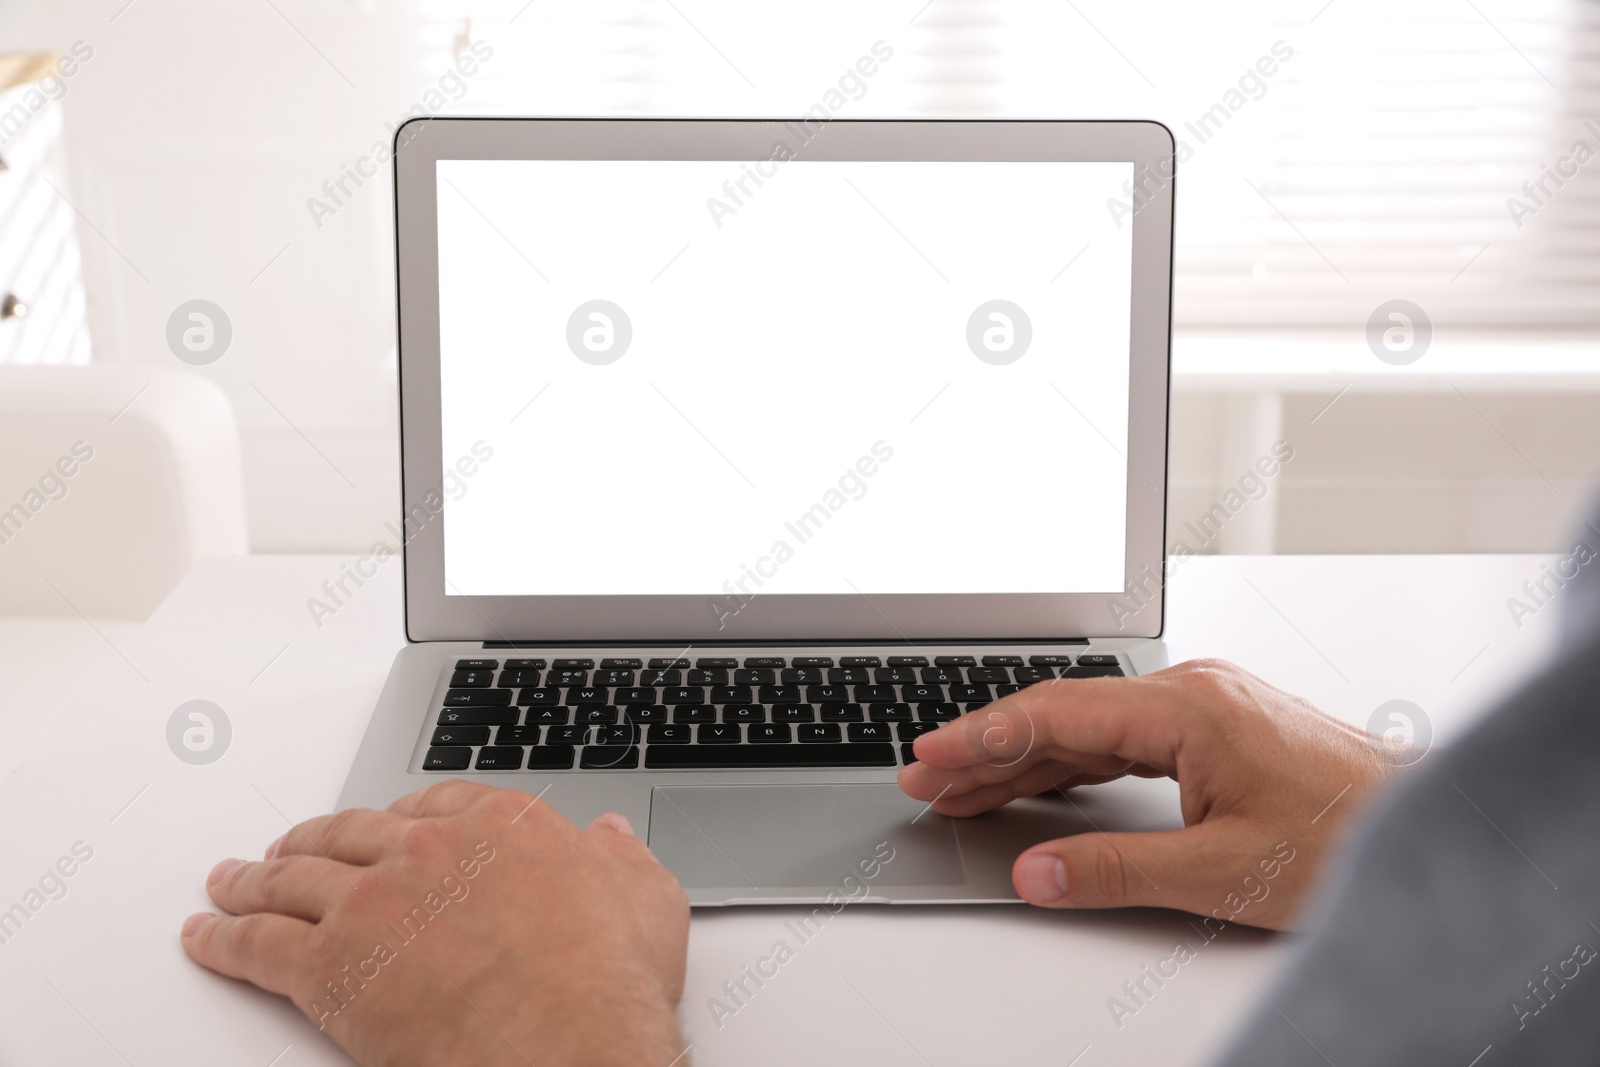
[{"x1": 898, "y1": 659, "x2": 1407, "y2": 930}]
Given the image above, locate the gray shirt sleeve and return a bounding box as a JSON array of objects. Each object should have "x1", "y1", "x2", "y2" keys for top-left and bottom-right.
[{"x1": 1211, "y1": 627, "x2": 1600, "y2": 1065}]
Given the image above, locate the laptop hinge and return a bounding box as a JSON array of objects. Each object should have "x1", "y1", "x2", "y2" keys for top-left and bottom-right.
[{"x1": 480, "y1": 638, "x2": 1093, "y2": 648}]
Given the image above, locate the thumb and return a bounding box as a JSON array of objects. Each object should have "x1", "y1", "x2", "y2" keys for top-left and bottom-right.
[
  {"x1": 1013, "y1": 822, "x2": 1239, "y2": 914},
  {"x1": 586, "y1": 812, "x2": 636, "y2": 837}
]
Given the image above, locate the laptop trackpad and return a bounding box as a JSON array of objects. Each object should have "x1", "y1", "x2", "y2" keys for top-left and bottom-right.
[{"x1": 649, "y1": 784, "x2": 965, "y2": 890}]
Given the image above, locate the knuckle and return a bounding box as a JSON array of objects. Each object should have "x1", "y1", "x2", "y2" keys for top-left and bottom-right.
[
  {"x1": 1088, "y1": 838, "x2": 1134, "y2": 903},
  {"x1": 397, "y1": 816, "x2": 449, "y2": 858}
]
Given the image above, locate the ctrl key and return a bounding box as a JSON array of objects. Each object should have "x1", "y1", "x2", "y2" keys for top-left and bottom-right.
[
  {"x1": 474, "y1": 746, "x2": 526, "y2": 770},
  {"x1": 423, "y1": 746, "x2": 472, "y2": 771}
]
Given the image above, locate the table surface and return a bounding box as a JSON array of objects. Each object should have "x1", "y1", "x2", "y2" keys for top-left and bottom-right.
[{"x1": 0, "y1": 553, "x2": 1566, "y2": 1067}]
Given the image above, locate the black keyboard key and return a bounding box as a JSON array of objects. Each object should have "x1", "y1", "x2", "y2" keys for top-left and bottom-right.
[
  {"x1": 689, "y1": 669, "x2": 729, "y2": 685},
  {"x1": 875, "y1": 667, "x2": 916, "y2": 684},
  {"x1": 475, "y1": 746, "x2": 525, "y2": 770},
  {"x1": 901, "y1": 684, "x2": 943, "y2": 703},
  {"x1": 853, "y1": 684, "x2": 896, "y2": 702},
  {"x1": 498, "y1": 670, "x2": 542, "y2": 687},
  {"x1": 640, "y1": 669, "x2": 681, "y2": 686},
  {"x1": 648, "y1": 723, "x2": 691, "y2": 744},
  {"x1": 518, "y1": 687, "x2": 562, "y2": 706},
  {"x1": 917, "y1": 702, "x2": 961, "y2": 722},
  {"x1": 840, "y1": 656, "x2": 881, "y2": 667},
  {"x1": 646, "y1": 743, "x2": 895, "y2": 769},
  {"x1": 868, "y1": 703, "x2": 912, "y2": 722},
  {"x1": 593, "y1": 670, "x2": 635, "y2": 686},
  {"x1": 806, "y1": 684, "x2": 850, "y2": 703},
  {"x1": 965, "y1": 701, "x2": 993, "y2": 712},
  {"x1": 1063, "y1": 665, "x2": 1125, "y2": 678},
  {"x1": 576, "y1": 706, "x2": 620, "y2": 725},
  {"x1": 1014, "y1": 667, "x2": 1054, "y2": 683},
  {"x1": 710, "y1": 685, "x2": 754, "y2": 704},
  {"x1": 673, "y1": 705, "x2": 717, "y2": 724},
  {"x1": 771, "y1": 703, "x2": 815, "y2": 723},
  {"x1": 648, "y1": 658, "x2": 690, "y2": 669},
  {"x1": 967, "y1": 667, "x2": 1008, "y2": 683},
  {"x1": 847, "y1": 723, "x2": 892, "y2": 743},
  {"x1": 443, "y1": 688, "x2": 512, "y2": 707},
  {"x1": 798, "y1": 723, "x2": 842, "y2": 743},
  {"x1": 901, "y1": 742, "x2": 918, "y2": 765},
  {"x1": 615, "y1": 687, "x2": 658, "y2": 704},
  {"x1": 744, "y1": 656, "x2": 786, "y2": 668},
  {"x1": 504, "y1": 658, "x2": 547, "y2": 670},
  {"x1": 793, "y1": 656, "x2": 834, "y2": 667},
  {"x1": 523, "y1": 707, "x2": 570, "y2": 726},
  {"x1": 624, "y1": 705, "x2": 670, "y2": 725},
  {"x1": 546, "y1": 725, "x2": 589, "y2": 746},
  {"x1": 921, "y1": 667, "x2": 962, "y2": 684},
  {"x1": 949, "y1": 684, "x2": 993, "y2": 703},
  {"x1": 1077, "y1": 654, "x2": 1120, "y2": 667},
  {"x1": 455, "y1": 658, "x2": 498, "y2": 670},
  {"x1": 595, "y1": 724, "x2": 640, "y2": 745},
  {"x1": 526, "y1": 746, "x2": 575, "y2": 769},
  {"x1": 735, "y1": 668, "x2": 775, "y2": 685},
  {"x1": 696, "y1": 657, "x2": 738, "y2": 669},
  {"x1": 982, "y1": 655, "x2": 1024, "y2": 667},
  {"x1": 553, "y1": 658, "x2": 594, "y2": 669},
  {"x1": 996, "y1": 684, "x2": 1027, "y2": 697},
  {"x1": 898, "y1": 721, "x2": 938, "y2": 742},
  {"x1": 432, "y1": 725, "x2": 489, "y2": 746},
  {"x1": 722, "y1": 704, "x2": 765, "y2": 724},
  {"x1": 935, "y1": 655, "x2": 976, "y2": 667},
  {"x1": 581, "y1": 745, "x2": 639, "y2": 770},
  {"x1": 829, "y1": 667, "x2": 871, "y2": 684},
  {"x1": 547, "y1": 669, "x2": 589, "y2": 686},
  {"x1": 495, "y1": 724, "x2": 541, "y2": 745},
  {"x1": 758, "y1": 684, "x2": 802, "y2": 703},
  {"x1": 749, "y1": 723, "x2": 792, "y2": 744},
  {"x1": 663, "y1": 687, "x2": 706, "y2": 704},
  {"x1": 437, "y1": 707, "x2": 518, "y2": 726},
  {"x1": 566, "y1": 687, "x2": 609, "y2": 705},
  {"x1": 600, "y1": 657, "x2": 642, "y2": 669},
  {"x1": 819, "y1": 703, "x2": 864, "y2": 722},
  {"x1": 888, "y1": 655, "x2": 929, "y2": 667},
  {"x1": 450, "y1": 670, "x2": 493, "y2": 688},
  {"x1": 423, "y1": 746, "x2": 472, "y2": 771},
  {"x1": 698, "y1": 723, "x2": 742, "y2": 744},
  {"x1": 782, "y1": 668, "x2": 823, "y2": 685},
  {"x1": 1029, "y1": 655, "x2": 1074, "y2": 667}
]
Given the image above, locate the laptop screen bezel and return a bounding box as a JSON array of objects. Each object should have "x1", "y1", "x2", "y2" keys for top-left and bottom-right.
[{"x1": 394, "y1": 118, "x2": 1173, "y2": 643}]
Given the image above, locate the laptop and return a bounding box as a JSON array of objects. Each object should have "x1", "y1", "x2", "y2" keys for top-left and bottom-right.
[{"x1": 337, "y1": 117, "x2": 1176, "y2": 904}]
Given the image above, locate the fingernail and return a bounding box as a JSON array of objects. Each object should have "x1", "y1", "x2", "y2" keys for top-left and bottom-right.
[
  {"x1": 600, "y1": 813, "x2": 634, "y2": 837},
  {"x1": 264, "y1": 835, "x2": 284, "y2": 859},
  {"x1": 1017, "y1": 853, "x2": 1069, "y2": 904},
  {"x1": 207, "y1": 858, "x2": 243, "y2": 887},
  {"x1": 182, "y1": 913, "x2": 217, "y2": 938}
]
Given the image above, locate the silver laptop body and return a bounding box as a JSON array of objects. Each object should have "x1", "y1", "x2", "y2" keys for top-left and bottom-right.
[{"x1": 338, "y1": 117, "x2": 1176, "y2": 904}]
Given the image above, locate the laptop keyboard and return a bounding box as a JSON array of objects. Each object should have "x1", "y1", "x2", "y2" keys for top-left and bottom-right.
[{"x1": 422, "y1": 653, "x2": 1125, "y2": 773}]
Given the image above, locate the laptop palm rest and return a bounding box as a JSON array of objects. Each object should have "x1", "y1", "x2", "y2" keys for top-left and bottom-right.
[{"x1": 649, "y1": 784, "x2": 966, "y2": 891}]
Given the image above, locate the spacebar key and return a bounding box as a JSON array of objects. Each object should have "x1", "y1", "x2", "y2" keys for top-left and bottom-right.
[{"x1": 646, "y1": 743, "x2": 895, "y2": 769}]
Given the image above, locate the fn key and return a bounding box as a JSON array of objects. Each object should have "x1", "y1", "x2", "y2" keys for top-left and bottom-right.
[{"x1": 423, "y1": 746, "x2": 471, "y2": 771}]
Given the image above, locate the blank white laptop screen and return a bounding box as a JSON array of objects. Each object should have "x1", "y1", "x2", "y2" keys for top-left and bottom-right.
[{"x1": 435, "y1": 158, "x2": 1134, "y2": 598}]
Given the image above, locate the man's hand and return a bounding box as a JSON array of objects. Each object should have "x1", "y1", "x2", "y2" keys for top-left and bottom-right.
[
  {"x1": 899, "y1": 659, "x2": 1406, "y2": 930},
  {"x1": 181, "y1": 781, "x2": 689, "y2": 1067}
]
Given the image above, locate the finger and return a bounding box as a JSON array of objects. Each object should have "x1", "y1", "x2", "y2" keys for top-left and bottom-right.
[
  {"x1": 914, "y1": 677, "x2": 1186, "y2": 775},
  {"x1": 272, "y1": 808, "x2": 406, "y2": 865},
  {"x1": 181, "y1": 911, "x2": 319, "y2": 1000},
  {"x1": 207, "y1": 855, "x2": 359, "y2": 921},
  {"x1": 901, "y1": 759, "x2": 1081, "y2": 816},
  {"x1": 386, "y1": 779, "x2": 496, "y2": 819},
  {"x1": 1012, "y1": 821, "x2": 1241, "y2": 914}
]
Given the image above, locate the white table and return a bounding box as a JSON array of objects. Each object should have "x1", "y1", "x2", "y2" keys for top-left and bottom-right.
[{"x1": 0, "y1": 554, "x2": 1566, "y2": 1067}]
